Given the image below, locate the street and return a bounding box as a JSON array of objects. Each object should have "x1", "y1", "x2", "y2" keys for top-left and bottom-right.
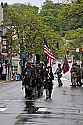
[
  {"x1": 0, "y1": 72, "x2": 83, "y2": 125},
  {"x1": 0, "y1": 1, "x2": 83, "y2": 125}
]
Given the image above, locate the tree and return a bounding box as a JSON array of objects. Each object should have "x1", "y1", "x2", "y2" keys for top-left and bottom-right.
[
  {"x1": 5, "y1": 0, "x2": 83, "y2": 58},
  {"x1": 5, "y1": 3, "x2": 64, "y2": 58}
]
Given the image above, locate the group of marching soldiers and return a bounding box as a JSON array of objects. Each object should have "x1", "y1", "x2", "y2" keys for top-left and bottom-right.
[
  {"x1": 21, "y1": 61, "x2": 83, "y2": 99},
  {"x1": 21, "y1": 62, "x2": 54, "y2": 100}
]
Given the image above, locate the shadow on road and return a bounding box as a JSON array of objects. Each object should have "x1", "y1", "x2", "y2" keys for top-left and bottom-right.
[{"x1": 14, "y1": 99, "x2": 51, "y2": 125}]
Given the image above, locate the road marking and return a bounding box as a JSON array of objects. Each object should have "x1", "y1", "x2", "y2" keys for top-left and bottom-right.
[
  {"x1": 38, "y1": 107, "x2": 47, "y2": 112},
  {"x1": 0, "y1": 107, "x2": 7, "y2": 112}
]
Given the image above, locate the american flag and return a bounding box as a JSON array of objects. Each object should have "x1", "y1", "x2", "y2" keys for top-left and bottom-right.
[{"x1": 44, "y1": 43, "x2": 55, "y2": 66}]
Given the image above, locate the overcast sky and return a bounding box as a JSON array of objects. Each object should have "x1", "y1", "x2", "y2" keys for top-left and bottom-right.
[{"x1": 0, "y1": 0, "x2": 60, "y2": 7}]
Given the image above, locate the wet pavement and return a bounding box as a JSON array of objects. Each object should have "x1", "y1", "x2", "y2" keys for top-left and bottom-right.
[{"x1": 0, "y1": 75, "x2": 83, "y2": 125}]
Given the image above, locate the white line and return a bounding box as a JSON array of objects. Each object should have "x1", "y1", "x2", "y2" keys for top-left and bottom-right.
[{"x1": 0, "y1": 107, "x2": 7, "y2": 112}]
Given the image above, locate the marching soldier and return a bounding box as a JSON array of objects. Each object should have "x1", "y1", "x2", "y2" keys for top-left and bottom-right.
[
  {"x1": 22, "y1": 62, "x2": 33, "y2": 99},
  {"x1": 44, "y1": 66, "x2": 54, "y2": 100},
  {"x1": 55, "y1": 63, "x2": 63, "y2": 87},
  {"x1": 35, "y1": 63, "x2": 44, "y2": 98}
]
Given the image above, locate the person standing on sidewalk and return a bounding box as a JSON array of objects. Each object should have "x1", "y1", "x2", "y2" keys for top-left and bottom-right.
[
  {"x1": 55, "y1": 63, "x2": 63, "y2": 87},
  {"x1": 0, "y1": 63, "x2": 3, "y2": 80},
  {"x1": 71, "y1": 63, "x2": 82, "y2": 87},
  {"x1": 70, "y1": 63, "x2": 78, "y2": 87},
  {"x1": 2, "y1": 63, "x2": 6, "y2": 80}
]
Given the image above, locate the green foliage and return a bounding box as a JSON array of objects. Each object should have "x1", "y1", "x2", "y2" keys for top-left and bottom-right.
[{"x1": 4, "y1": 0, "x2": 83, "y2": 58}]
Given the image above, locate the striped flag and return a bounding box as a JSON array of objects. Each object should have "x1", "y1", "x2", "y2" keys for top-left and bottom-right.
[{"x1": 44, "y1": 44, "x2": 55, "y2": 66}]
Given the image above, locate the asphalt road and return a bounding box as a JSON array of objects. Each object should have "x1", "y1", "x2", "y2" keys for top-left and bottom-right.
[{"x1": 0, "y1": 73, "x2": 83, "y2": 125}]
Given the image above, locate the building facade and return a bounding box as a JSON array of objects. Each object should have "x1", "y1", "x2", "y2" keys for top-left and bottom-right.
[{"x1": 0, "y1": 3, "x2": 21, "y2": 80}]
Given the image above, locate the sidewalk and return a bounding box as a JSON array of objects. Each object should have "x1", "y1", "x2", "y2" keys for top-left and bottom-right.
[{"x1": 0, "y1": 80, "x2": 15, "y2": 84}]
